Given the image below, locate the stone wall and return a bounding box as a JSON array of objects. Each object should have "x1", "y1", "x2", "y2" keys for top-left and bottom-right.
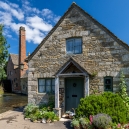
[
  {"x1": 7, "y1": 57, "x2": 20, "y2": 93},
  {"x1": 28, "y1": 6, "x2": 129, "y2": 108}
]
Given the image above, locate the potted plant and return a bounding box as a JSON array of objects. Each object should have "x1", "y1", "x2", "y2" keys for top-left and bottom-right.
[
  {"x1": 65, "y1": 111, "x2": 73, "y2": 118},
  {"x1": 79, "y1": 117, "x2": 90, "y2": 129},
  {"x1": 71, "y1": 119, "x2": 80, "y2": 129}
]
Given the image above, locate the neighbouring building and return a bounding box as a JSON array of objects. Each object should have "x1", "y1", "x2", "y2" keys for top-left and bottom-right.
[
  {"x1": 27, "y1": 3, "x2": 129, "y2": 116},
  {"x1": 7, "y1": 27, "x2": 28, "y2": 94}
]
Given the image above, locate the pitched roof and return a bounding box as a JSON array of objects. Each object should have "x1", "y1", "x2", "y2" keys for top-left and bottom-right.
[
  {"x1": 27, "y1": 2, "x2": 129, "y2": 62},
  {"x1": 10, "y1": 54, "x2": 19, "y2": 65}
]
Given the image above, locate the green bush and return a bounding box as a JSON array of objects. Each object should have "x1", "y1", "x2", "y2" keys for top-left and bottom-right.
[
  {"x1": 43, "y1": 111, "x2": 57, "y2": 122},
  {"x1": 23, "y1": 104, "x2": 39, "y2": 118},
  {"x1": 76, "y1": 92, "x2": 128, "y2": 123},
  {"x1": 39, "y1": 95, "x2": 55, "y2": 111}
]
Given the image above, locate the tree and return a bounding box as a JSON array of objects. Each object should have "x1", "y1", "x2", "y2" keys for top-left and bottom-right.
[{"x1": 0, "y1": 25, "x2": 9, "y2": 82}]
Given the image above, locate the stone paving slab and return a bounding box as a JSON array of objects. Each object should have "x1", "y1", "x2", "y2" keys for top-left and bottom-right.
[{"x1": 0, "y1": 110, "x2": 72, "y2": 129}]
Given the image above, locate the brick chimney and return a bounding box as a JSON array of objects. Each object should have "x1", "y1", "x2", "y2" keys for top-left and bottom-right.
[
  {"x1": 19, "y1": 26, "x2": 26, "y2": 65},
  {"x1": 19, "y1": 26, "x2": 27, "y2": 78}
]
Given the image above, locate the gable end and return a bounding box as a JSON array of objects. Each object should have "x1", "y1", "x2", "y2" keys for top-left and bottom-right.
[{"x1": 27, "y1": 3, "x2": 129, "y2": 62}]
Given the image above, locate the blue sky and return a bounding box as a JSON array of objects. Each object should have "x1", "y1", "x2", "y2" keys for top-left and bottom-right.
[{"x1": 0, "y1": 0, "x2": 129, "y2": 55}]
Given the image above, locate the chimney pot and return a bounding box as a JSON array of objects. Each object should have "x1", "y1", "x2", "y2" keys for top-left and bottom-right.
[{"x1": 20, "y1": 26, "x2": 25, "y2": 31}]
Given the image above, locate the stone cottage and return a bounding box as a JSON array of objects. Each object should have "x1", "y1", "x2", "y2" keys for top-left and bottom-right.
[
  {"x1": 7, "y1": 27, "x2": 28, "y2": 94},
  {"x1": 27, "y1": 3, "x2": 129, "y2": 115}
]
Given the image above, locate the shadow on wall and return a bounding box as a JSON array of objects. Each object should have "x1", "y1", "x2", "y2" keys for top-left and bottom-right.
[{"x1": 2, "y1": 80, "x2": 12, "y2": 92}]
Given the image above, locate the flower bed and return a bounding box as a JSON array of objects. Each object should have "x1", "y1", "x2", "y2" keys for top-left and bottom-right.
[
  {"x1": 23, "y1": 104, "x2": 59, "y2": 123},
  {"x1": 71, "y1": 114, "x2": 129, "y2": 129}
]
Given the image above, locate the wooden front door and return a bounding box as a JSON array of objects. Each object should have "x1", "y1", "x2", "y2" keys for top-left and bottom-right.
[{"x1": 65, "y1": 78, "x2": 84, "y2": 111}]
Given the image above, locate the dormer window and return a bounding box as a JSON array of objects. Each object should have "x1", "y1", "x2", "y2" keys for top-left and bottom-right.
[{"x1": 66, "y1": 38, "x2": 82, "y2": 54}]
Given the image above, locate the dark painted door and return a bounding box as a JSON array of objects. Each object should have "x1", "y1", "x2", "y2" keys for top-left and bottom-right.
[{"x1": 65, "y1": 78, "x2": 84, "y2": 111}]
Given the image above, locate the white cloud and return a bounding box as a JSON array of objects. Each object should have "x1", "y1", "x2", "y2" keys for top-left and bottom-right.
[
  {"x1": 0, "y1": 1, "x2": 24, "y2": 21},
  {"x1": 26, "y1": 16, "x2": 52, "y2": 32},
  {"x1": 10, "y1": 8, "x2": 24, "y2": 21},
  {"x1": 0, "y1": 1, "x2": 10, "y2": 10},
  {"x1": 0, "y1": 11, "x2": 12, "y2": 25},
  {"x1": 9, "y1": 3, "x2": 19, "y2": 8},
  {"x1": 54, "y1": 16, "x2": 61, "y2": 23},
  {"x1": 0, "y1": 0, "x2": 60, "y2": 44},
  {"x1": 42, "y1": 9, "x2": 52, "y2": 16}
]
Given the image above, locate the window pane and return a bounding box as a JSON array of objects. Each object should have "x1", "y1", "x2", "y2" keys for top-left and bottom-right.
[
  {"x1": 74, "y1": 39, "x2": 82, "y2": 54},
  {"x1": 39, "y1": 79, "x2": 45, "y2": 85},
  {"x1": 105, "y1": 79, "x2": 111, "y2": 84},
  {"x1": 52, "y1": 85, "x2": 55, "y2": 93},
  {"x1": 39, "y1": 85, "x2": 45, "y2": 93},
  {"x1": 105, "y1": 85, "x2": 111, "y2": 90},
  {"x1": 75, "y1": 38, "x2": 82, "y2": 43},
  {"x1": 46, "y1": 79, "x2": 51, "y2": 86},
  {"x1": 46, "y1": 85, "x2": 51, "y2": 92},
  {"x1": 52, "y1": 79, "x2": 55, "y2": 85},
  {"x1": 66, "y1": 40, "x2": 73, "y2": 53}
]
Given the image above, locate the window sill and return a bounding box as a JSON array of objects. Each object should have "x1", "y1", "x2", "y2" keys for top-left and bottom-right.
[
  {"x1": 66, "y1": 53, "x2": 83, "y2": 56},
  {"x1": 37, "y1": 92, "x2": 55, "y2": 95},
  {"x1": 37, "y1": 92, "x2": 46, "y2": 95}
]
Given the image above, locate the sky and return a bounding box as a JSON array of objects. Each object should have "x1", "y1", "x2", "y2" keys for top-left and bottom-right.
[{"x1": 0, "y1": 0, "x2": 129, "y2": 55}]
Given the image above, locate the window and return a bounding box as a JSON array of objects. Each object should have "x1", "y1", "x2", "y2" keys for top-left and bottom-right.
[
  {"x1": 38, "y1": 78, "x2": 55, "y2": 93},
  {"x1": 10, "y1": 71, "x2": 13, "y2": 75},
  {"x1": 104, "y1": 76, "x2": 113, "y2": 91},
  {"x1": 66, "y1": 38, "x2": 82, "y2": 54}
]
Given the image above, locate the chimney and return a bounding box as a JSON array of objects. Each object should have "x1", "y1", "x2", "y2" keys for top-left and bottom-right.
[{"x1": 19, "y1": 26, "x2": 26, "y2": 66}]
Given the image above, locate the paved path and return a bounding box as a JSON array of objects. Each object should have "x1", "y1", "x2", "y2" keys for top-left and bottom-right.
[{"x1": 0, "y1": 109, "x2": 72, "y2": 129}]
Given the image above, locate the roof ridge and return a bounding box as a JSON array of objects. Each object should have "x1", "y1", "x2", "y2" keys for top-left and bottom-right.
[{"x1": 10, "y1": 53, "x2": 18, "y2": 55}]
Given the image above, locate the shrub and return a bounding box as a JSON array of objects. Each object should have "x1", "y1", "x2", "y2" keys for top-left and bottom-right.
[
  {"x1": 76, "y1": 92, "x2": 128, "y2": 123},
  {"x1": 79, "y1": 117, "x2": 90, "y2": 129},
  {"x1": 71, "y1": 119, "x2": 80, "y2": 128},
  {"x1": 23, "y1": 104, "x2": 38, "y2": 118},
  {"x1": 43, "y1": 111, "x2": 57, "y2": 122},
  {"x1": 92, "y1": 113, "x2": 112, "y2": 129},
  {"x1": 39, "y1": 95, "x2": 55, "y2": 111}
]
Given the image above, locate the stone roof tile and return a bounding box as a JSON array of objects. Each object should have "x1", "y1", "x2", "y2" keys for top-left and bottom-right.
[{"x1": 10, "y1": 54, "x2": 19, "y2": 65}]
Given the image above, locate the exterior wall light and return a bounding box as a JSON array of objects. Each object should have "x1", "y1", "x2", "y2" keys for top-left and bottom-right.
[{"x1": 20, "y1": 62, "x2": 24, "y2": 70}]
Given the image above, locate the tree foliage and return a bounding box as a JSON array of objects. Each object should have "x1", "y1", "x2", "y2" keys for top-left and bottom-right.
[{"x1": 0, "y1": 25, "x2": 9, "y2": 81}]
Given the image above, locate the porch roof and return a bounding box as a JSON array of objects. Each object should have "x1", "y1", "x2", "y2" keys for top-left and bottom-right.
[{"x1": 55, "y1": 58, "x2": 92, "y2": 77}]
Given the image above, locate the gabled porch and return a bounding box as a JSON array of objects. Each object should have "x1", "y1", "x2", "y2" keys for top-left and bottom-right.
[{"x1": 54, "y1": 58, "x2": 90, "y2": 117}]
